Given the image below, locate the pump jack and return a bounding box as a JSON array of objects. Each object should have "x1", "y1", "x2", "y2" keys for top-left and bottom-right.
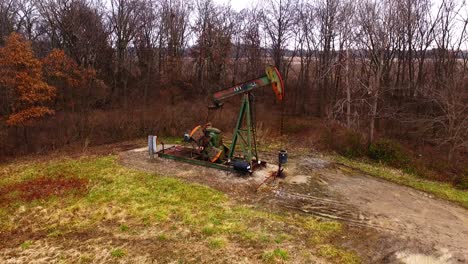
[{"x1": 156, "y1": 66, "x2": 284, "y2": 173}]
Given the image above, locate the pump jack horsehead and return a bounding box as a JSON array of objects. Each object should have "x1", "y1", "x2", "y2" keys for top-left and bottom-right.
[{"x1": 153, "y1": 66, "x2": 285, "y2": 174}]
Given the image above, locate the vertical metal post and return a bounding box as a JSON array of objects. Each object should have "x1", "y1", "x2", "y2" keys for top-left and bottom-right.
[
  {"x1": 228, "y1": 95, "x2": 247, "y2": 160},
  {"x1": 249, "y1": 93, "x2": 258, "y2": 161},
  {"x1": 148, "y1": 135, "x2": 154, "y2": 159},
  {"x1": 228, "y1": 93, "x2": 257, "y2": 165},
  {"x1": 245, "y1": 94, "x2": 252, "y2": 162},
  {"x1": 153, "y1": 136, "x2": 157, "y2": 154}
]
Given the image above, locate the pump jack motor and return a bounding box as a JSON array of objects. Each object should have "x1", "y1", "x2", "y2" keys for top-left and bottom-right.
[{"x1": 155, "y1": 66, "x2": 285, "y2": 174}]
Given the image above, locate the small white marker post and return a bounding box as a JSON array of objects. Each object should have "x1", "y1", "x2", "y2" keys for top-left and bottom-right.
[
  {"x1": 148, "y1": 135, "x2": 157, "y2": 159},
  {"x1": 152, "y1": 136, "x2": 157, "y2": 156},
  {"x1": 148, "y1": 136, "x2": 154, "y2": 159}
]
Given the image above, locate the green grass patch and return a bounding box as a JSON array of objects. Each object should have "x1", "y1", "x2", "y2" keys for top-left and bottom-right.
[
  {"x1": 304, "y1": 218, "x2": 342, "y2": 244},
  {"x1": 119, "y1": 224, "x2": 129, "y2": 232},
  {"x1": 335, "y1": 156, "x2": 468, "y2": 208},
  {"x1": 0, "y1": 155, "x2": 357, "y2": 262},
  {"x1": 262, "y1": 248, "x2": 289, "y2": 263},
  {"x1": 157, "y1": 234, "x2": 168, "y2": 241},
  {"x1": 20, "y1": 240, "x2": 33, "y2": 250},
  {"x1": 274, "y1": 233, "x2": 291, "y2": 244},
  {"x1": 110, "y1": 248, "x2": 126, "y2": 258},
  {"x1": 208, "y1": 237, "x2": 227, "y2": 249},
  {"x1": 47, "y1": 229, "x2": 64, "y2": 238},
  {"x1": 158, "y1": 136, "x2": 183, "y2": 144},
  {"x1": 318, "y1": 244, "x2": 360, "y2": 264},
  {"x1": 201, "y1": 225, "x2": 217, "y2": 236},
  {"x1": 79, "y1": 255, "x2": 93, "y2": 263}
]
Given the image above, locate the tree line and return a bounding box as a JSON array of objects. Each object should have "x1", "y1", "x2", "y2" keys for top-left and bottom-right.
[{"x1": 0, "y1": 0, "x2": 466, "y2": 161}]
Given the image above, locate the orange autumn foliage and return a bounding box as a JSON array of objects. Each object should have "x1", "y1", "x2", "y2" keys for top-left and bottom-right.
[
  {"x1": 42, "y1": 49, "x2": 81, "y2": 89},
  {"x1": 0, "y1": 33, "x2": 56, "y2": 126},
  {"x1": 42, "y1": 49, "x2": 105, "y2": 111}
]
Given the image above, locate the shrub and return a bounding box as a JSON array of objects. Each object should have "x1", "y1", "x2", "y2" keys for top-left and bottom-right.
[
  {"x1": 368, "y1": 139, "x2": 410, "y2": 168},
  {"x1": 342, "y1": 131, "x2": 367, "y2": 158},
  {"x1": 321, "y1": 124, "x2": 366, "y2": 158},
  {"x1": 454, "y1": 174, "x2": 468, "y2": 190}
]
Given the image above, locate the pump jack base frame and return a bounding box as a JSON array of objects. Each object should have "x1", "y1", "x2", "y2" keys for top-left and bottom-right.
[{"x1": 157, "y1": 145, "x2": 266, "y2": 174}]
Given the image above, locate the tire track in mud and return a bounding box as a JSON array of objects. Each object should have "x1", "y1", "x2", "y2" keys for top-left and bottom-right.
[
  {"x1": 267, "y1": 156, "x2": 385, "y2": 230},
  {"x1": 272, "y1": 189, "x2": 392, "y2": 231},
  {"x1": 263, "y1": 156, "x2": 468, "y2": 263}
]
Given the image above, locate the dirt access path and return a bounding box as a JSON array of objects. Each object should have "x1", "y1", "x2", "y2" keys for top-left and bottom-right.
[
  {"x1": 323, "y1": 165, "x2": 467, "y2": 263},
  {"x1": 120, "y1": 148, "x2": 468, "y2": 263}
]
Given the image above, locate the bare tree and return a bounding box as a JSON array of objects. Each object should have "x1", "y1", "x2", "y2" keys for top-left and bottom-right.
[
  {"x1": 315, "y1": 0, "x2": 340, "y2": 116},
  {"x1": 38, "y1": 0, "x2": 110, "y2": 66},
  {"x1": 420, "y1": 0, "x2": 468, "y2": 161},
  {"x1": 160, "y1": 0, "x2": 192, "y2": 77},
  {"x1": 294, "y1": 1, "x2": 311, "y2": 114},
  {"x1": 192, "y1": 0, "x2": 235, "y2": 91},
  {"x1": 15, "y1": 0, "x2": 42, "y2": 41},
  {"x1": 423, "y1": 78, "x2": 468, "y2": 161},
  {"x1": 109, "y1": 0, "x2": 144, "y2": 107},
  {"x1": 261, "y1": 0, "x2": 298, "y2": 74},
  {"x1": 356, "y1": 0, "x2": 398, "y2": 145},
  {"x1": 326, "y1": 0, "x2": 356, "y2": 127},
  {"x1": 230, "y1": 9, "x2": 246, "y2": 85},
  {"x1": 241, "y1": 7, "x2": 263, "y2": 80},
  {"x1": 0, "y1": 0, "x2": 18, "y2": 45},
  {"x1": 135, "y1": 0, "x2": 159, "y2": 108}
]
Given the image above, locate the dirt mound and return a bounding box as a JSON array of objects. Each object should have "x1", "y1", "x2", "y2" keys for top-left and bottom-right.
[{"x1": 0, "y1": 176, "x2": 88, "y2": 204}]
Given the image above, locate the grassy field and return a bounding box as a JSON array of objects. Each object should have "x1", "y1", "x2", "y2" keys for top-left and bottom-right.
[
  {"x1": 334, "y1": 156, "x2": 468, "y2": 209},
  {"x1": 0, "y1": 155, "x2": 359, "y2": 263}
]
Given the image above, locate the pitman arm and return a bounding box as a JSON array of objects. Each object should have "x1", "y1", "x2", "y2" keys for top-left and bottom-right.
[{"x1": 212, "y1": 66, "x2": 284, "y2": 104}]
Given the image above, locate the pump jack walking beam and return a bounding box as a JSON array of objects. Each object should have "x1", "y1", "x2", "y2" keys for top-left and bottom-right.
[{"x1": 212, "y1": 66, "x2": 284, "y2": 104}]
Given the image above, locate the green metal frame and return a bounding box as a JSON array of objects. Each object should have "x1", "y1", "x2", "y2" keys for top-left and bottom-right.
[
  {"x1": 228, "y1": 93, "x2": 258, "y2": 163},
  {"x1": 158, "y1": 151, "x2": 237, "y2": 172}
]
